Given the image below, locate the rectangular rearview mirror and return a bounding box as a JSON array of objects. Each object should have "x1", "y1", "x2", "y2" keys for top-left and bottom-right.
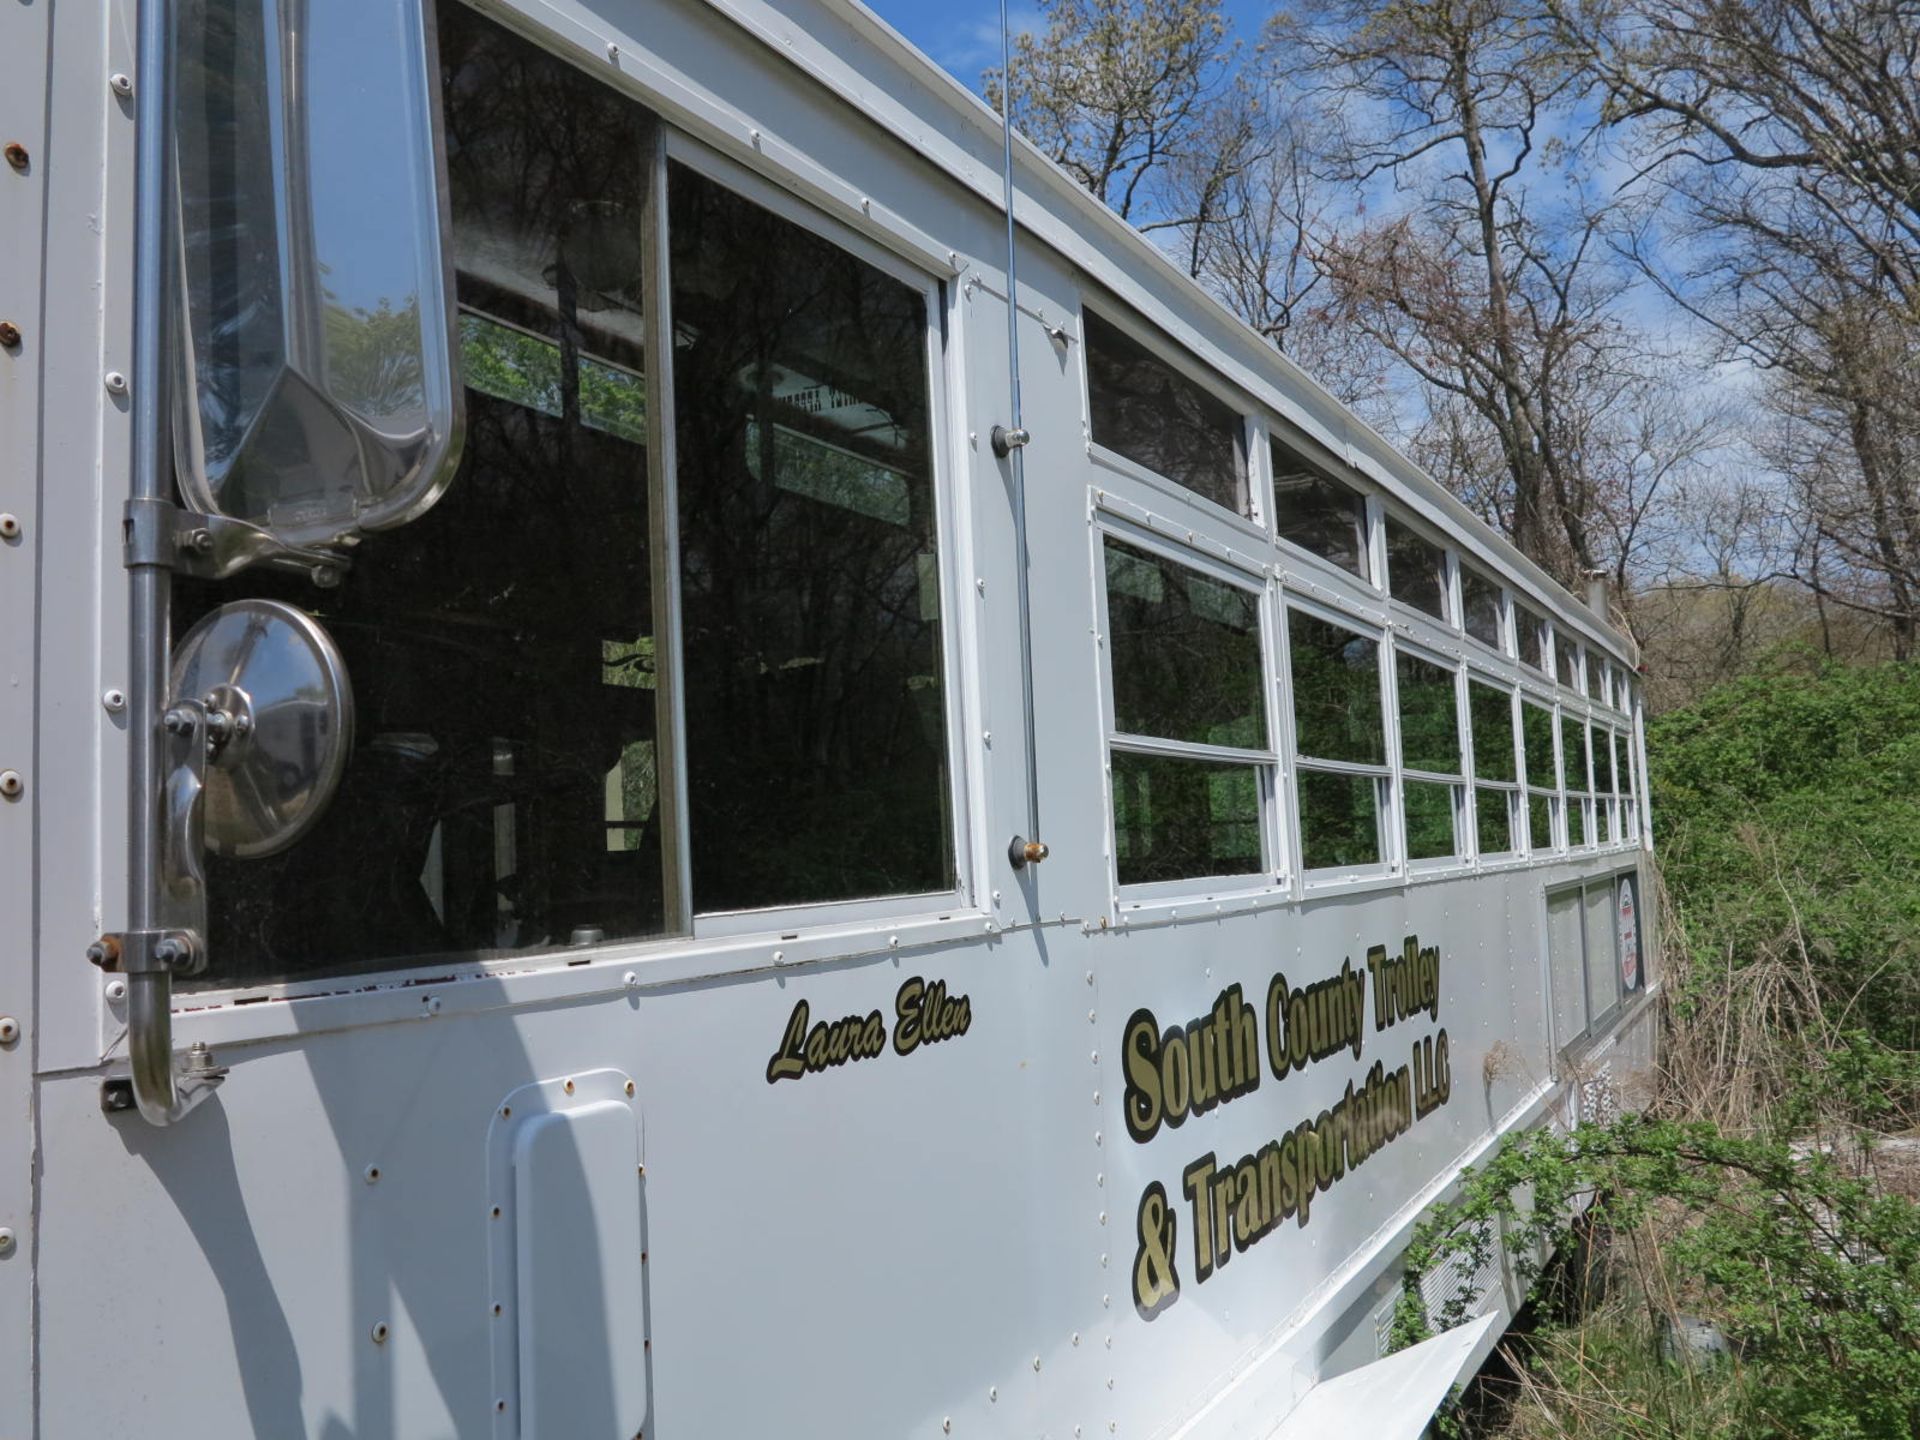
[{"x1": 171, "y1": 0, "x2": 464, "y2": 552}]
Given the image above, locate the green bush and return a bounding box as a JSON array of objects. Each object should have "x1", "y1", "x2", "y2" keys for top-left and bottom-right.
[{"x1": 1650, "y1": 658, "x2": 1920, "y2": 1047}]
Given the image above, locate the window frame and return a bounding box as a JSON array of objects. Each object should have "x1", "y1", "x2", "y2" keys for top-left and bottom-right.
[
  {"x1": 1465, "y1": 671, "x2": 1523, "y2": 864},
  {"x1": 1285, "y1": 594, "x2": 1395, "y2": 887},
  {"x1": 1518, "y1": 688, "x2": 1562, "y2": 858},
  {"x1": 1079, "y1": 298, "x2": 1259, "y2": 527},
  {"x1": 1267, "y1": 422, "x2": 1374, "y2": 587},
  {"x1": 1383, "y1": 512, "x2": 1454, "y2": 627},
  {"x1": 1093, "y1": 513, "x2": 1284, "y2": 906},
  {"x1": 1459, "y1": 563, "x2": 1508, "y2": 655},
  {"x1": 659, "y1": 130, "x2": 979, "y2": 940},
  {"x1": 1390, "y1": 638, "x2": 1467, "y2": 874}
]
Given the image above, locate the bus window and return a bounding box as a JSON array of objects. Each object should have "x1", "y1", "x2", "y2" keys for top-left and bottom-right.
[
  {"x1": 1516, "y1": 603, "x2": 1546, "y2": 671},
  {"x1": 1272, "y1": 440, "x2": 1368, "y2": 580},
  {"x1": 178, "y1": 8, "x2": 671, "y2": 981},
  {"x1": 1468, "y1": 679, "x2": 1517, "y2": 857},
  {"x1": 1102, "y1": 538, "x2": 1269, "y2": 884},
  {"x1": 1085, "y1": 309, "x2": 1247, "y2": 515},
  {"x1": 1385, "y1": 519, "x2": 1447, "y2": 622},
  {"x1": 1461, "y1": 566, "x2": 1502, "y2": 649},
  {"x1": 1395, "y1": 650, "x2": 1462, "y2": 862},
  {"x1": 668, "y1": 162, "x2": 952, "y2": 913},
  {"x1": 1592, "y1": 724, "x2": 1617, "y2": 843},
  {"x1": 1521, "y1": 700, "x2": 1558, "y2": 853},
  {"x1": 1562, "y1": 713, "x2": 1591, "y2": 848},
  {"x1": 1288, "y1": 610, "x2": 1387, "y2": 871},
  {"x1": 1555, "y1": 632, "x2": 1583, "y2": 692}
]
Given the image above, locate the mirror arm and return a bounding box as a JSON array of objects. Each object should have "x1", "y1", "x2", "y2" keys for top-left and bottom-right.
[{"x1": 125, "y1": 496, "x2": 352, "y2": 586}]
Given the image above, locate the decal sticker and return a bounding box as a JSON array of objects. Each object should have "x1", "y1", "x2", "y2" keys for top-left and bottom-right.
[
  {"x1": 1123, "y1": 935, "x2": 1456, "y2": 1320},
  {"x1": 765, "y1": 976, "x2": 971, "y2": 1084}
]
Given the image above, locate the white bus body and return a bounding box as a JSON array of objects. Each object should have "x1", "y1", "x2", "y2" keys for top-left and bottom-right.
[{"x1": 0, "y1": 0, "x2": 1659, "y2": 1435}]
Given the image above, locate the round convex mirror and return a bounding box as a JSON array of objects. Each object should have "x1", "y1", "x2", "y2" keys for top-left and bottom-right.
[{"x1": 171, "y1": 599, "x2": 355, "y2": 858}]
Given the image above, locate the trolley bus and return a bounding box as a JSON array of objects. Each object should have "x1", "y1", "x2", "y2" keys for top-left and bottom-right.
[{"x1": 0, "y1": 0, "x2": 1658, "y2": 1433}]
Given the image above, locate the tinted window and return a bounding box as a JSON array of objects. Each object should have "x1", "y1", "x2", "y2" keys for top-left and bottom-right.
[
  {"x1": 1272, "y1": 441, "x2": 1367, "y2": 578},
  {"x1": 1085, "y1": 309, "x2": 1245, "y2": 514},
  {"x1": 1522, "y1": 701, "x2": 1557, "y2": 789},
  {"x1": 1113, "y1": 753, "x2": 1261, "y2": 884},
  {"x1": 1105, "y1": 539, "x2": 1264, "y2": 747},
  {"x1": 1386, "y1": 520, "x2": 1447, "y2": 620},
  {"x1": 1396, "y1": 652, "x2": 1460, "y2": 775},
  {"x1": 1476, "y1": 787, "x2": 1513, "y2": 854},
  {"x1": 1556, "y1": 635, "x2": 1582, "y2": 691},
  {"x1": 1468, "y1": 681, "x2": 1516, "y2": 782},
  {"x1": 670, "y1": 162, "x2": 951, "y2": 911},
  {"x1": 1289, "y1": 612, "x2": 1384, "y2": 765},
  {"x1": 1517, "y1": 604, "x2": 1545, "y2": 670},
  {"x1": 1403, "y1": 779, "x2": 1456, "y2": 860},
  {"x1": 183, "y1": 9, "x2": 668, "y2": 981},
  {"x1": 1461, "y1": 567, "x2": 1502, "y2": 647},
  {"x1": 1299, "y1": 772, "x2": 1380, "y2": 869},
  {"x1": 1593, "y1": 727, "x2": 1615, "y2": 792}
]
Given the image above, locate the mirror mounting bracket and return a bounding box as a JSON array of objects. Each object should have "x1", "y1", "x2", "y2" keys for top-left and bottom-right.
[{"x1": 124, "y1": 496, "x2": 351, "y2": 585}]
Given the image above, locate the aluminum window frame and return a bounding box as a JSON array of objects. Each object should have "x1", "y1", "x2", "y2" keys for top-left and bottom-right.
[
  {"x1": 1079, "y1": 296, "x2": 1259, "y2": 527},
  {"x1": 1389, "y1": 637, "x2": 1468, "y2": 874},
  {"x1": 1518, "y1": 688, "x2": 1563, "y2": 859},
  {"x1": 1465, "y1": 671, "x2": 1523, "y2": 863},
  {"x1": 1093, "y1": 511, "x2": 1285, "y2": 906},
  {"x1": 1285, "y1": 593, "x2": 1395, "y2": 886}
]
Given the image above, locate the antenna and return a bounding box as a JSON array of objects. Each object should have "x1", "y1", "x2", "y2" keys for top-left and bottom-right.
[{"x1": 996, "y1": 0, "x2": 1048, "y2": 872}]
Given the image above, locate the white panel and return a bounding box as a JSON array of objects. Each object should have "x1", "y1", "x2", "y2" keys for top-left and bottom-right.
[
  {"x1": 1547, "y1": 889, "x2": 1585, "y2": 1054},
  {"x1": 1583, "y1": 883, "x2": 1619, "y2": 1027},
  {"x1": 512, "y1": 1099, "x2": 648, "y2": 1440}
]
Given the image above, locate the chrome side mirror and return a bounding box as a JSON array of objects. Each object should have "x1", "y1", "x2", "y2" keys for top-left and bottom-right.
[{"x1": 170, "y1": 0, "x2": 464, "y2": 558}]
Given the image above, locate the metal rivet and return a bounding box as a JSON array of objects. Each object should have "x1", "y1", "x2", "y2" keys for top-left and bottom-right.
[
  {"x1": 0, "y1": 1017, "x2": 16, "y2": 1045},
  {"x1": 490, "y1": 1206, "x2": 501, "y2": 1219},
  {"x1": 104, "y1": 979, "x2": 127, "y2": 1002},
  {"x1": 3, "y1": 144, "x2": 26, "y2": 172},
  {"x1": 623, "y1": 970, "x2": 639, "y2": 987},
  {"x1": 943, "y1": 1421, "x2": 951, "y2": 1435},
  {"x1": 370, "y1": 1321, "x2": 389, "y2": 1344},
  {"x1": 110, "y1": 73, "x2": 133, "y2": 98},
  {"x1": 989, "y1": 1387, "x2": 997, "y2": 1402},
  {"x1": 888, "y1": 934, "x2": 900, "y2": 949},
  {"x1": 500, "y1": 1105, "x2": 511, "y2": 1118},
  {"x1": 0, "y1": 322, "x2": 19, "y2": 349},
  {"x1": 491, "y1": 1303, "x2": 502, "y2": 1317},
  {"x1": 0, "y1": 1228, "x2": 14, "y2": 1255},
  {"x1": 364, "y1": 1165, "x2": 380, "y2": 1184},
  {"x1": 0, "y1": 771, "x2": 22, "y2": 799},
  {"x1": 103, "y1": 371, "x2": 127, "y2": 395},
  {"x1": 102, "y1": 688, "x2": 126, "y2": 712},
  {"x1": 563, "y1": 1078, "x2": 575, "y2": 1094},
  {"x1": 1033, "y1": 1355, "x2": 1041, "y2": 1371},
  {"x1": 0, "y1": 515, "x2": 18, "y2": 540},
  {"x1": 606, "y1": 41, "x2": 619, "y2": 59},
  {"x1": 624, "y1": 1080, "x2": 635, "y2": 1097},
  {"x1": 495, "y1": 1399, "x2": 507, "y2": 1414}
]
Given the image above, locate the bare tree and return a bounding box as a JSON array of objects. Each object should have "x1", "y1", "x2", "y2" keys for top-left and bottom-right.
[
  {"x1": 1553, "y1": 0, "x2": 1920, "y2": 652},
  {"x1": 985, "y1": 0, "x2": 1247, "y2": 224}
]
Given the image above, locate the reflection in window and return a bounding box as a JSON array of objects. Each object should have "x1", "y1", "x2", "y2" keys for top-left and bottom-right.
[
  {"x1": 1517, "y1": 603, "x2": 1546, "y2": 670},
  {"x1": 1272, "y1": 441, "x2": 1367, "y2": 579},
  {"x1": 1085, "y1": 309, "x2": 1246, "y2": 514},
  {"x1": 1403, "y1": 780, "x2": 1456, "y2": 861},
  {"x1": 1396, "y1": 651, "x2": 1460, "y2": 862},
  {"x1": 1386, "y1": 520, "x2": 1448, "y2": 620},
  {"x1": 1556, "y1": 633, "x2": 1582, "y2": 692},
  {"x1": 1290, "y1": 610, "x2": 1387, "y2": 871},
  {"x1": 1476, "y1": 788, "x2": 1514, "y2": 856},
  {"x1": 1521, "y1": 700, "x2": 1559, "y2": 855},
  {"x1": 1290, "y1": 613, "x2": 1384, "y2": 765},
  {"x1": 1300, "y1": 771, "x2": 1381, "y2": 870},
  {"x1": 1461, "y1": 567, "x2": 1502, "y2": 648},
  {"x1": 1561, "y1": 714, "x2": 1590, "y2": 848},
  {"x1": 182, "y1": 6, "x2": 669, "y2": 981},
  {"x1": 1102, "y1": 539, "x2": 1269, "y2": 885},
  {"x1": 1113, "y1": 753, "x2": 1262, "y2": 885},
  {"x1": 1105, "y1": 540, "x2": 1265, "y2": 748},
  {"x1": 1468, "y1": 681, "x2": 1516, "y2": 783},
  {"x1": 1468, "y1": 680, "x2": 1516, "y2": 857},
  {"x1": 669, "y1": 162, "x2": 951, "y2": 912}
]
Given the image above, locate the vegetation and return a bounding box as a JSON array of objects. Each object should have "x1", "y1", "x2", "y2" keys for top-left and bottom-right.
[{"x1": 1388, "y1": 659, "x2": 1920, "y2": 1438}]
